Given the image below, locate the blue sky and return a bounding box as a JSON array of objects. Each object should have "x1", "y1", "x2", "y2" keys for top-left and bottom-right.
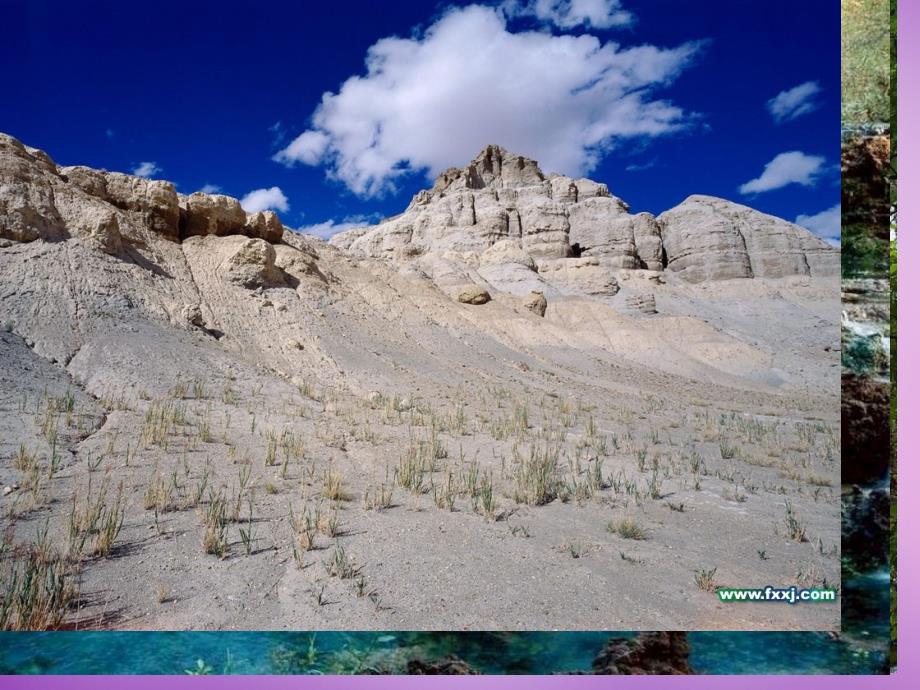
[{"x1": 3, "y1": 0, "x2": 841, "y2": 242}]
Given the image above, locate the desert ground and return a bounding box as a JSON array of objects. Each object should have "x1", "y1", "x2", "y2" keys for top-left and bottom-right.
[{"x1": 0, "y1": 135, "x2": 840, "y2": 630}]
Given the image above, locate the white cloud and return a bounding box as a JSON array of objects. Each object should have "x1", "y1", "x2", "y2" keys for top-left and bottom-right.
[
  {"x1": 766, "y1": 81, "x2": 821, "y2": 123},
  {"x1": 502, "y1": 0, "x2": 632, "y2": 29},
  {"x1": 739, "y1": 151, "x2": 826, "y2": 194},
  {"x1": 795, "y1": 204, "x2": 840, "y2": 245},
  {"x1": 199, "y1": 183, "x2": 222, "y2": 194},
  {"x1": 274, "y1": 131, "x2": 330, "y2": 166},
  {"x1": 274, "y1": 4, "x2": 704, "y2": 197},
  {"x1": 132, "y1": 161, "x2": 162, "y2": 178},
  {"x1": 297, "y1": 215, "x2": 376, "y2": 240},
  {"x1": 240, "y1": 186, "x2": 289, "y2": 213}
]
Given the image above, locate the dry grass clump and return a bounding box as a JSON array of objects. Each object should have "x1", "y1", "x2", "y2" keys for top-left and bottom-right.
[
  {"x1": 321, "y1": 468, "x2": 349, "y2": 501},
  {"x1": 362, "y1": 483, "x2": 394, "y2": 511},
  {"x1": 1, "y1": 527, "x2": 78, "y2": 630},
  {"x1": 511, "y1": 441, "x2": 561, "y2": 506},
  {"x1": 288, "y1": 502, "x2": 319, "y2": 567},
  {"x1": 607, "y1": 517, "x2": 648, "y2": 540},
  {"x1": 783, "y1": 500, "x2": 808, "y2": 542},
  {"x1": 325, "y1": 542, "x2": 362, "y2": 581},
  {"x1": 67, "y1": 479, "x2": 126, "y2": 559},
  {"x1": 199, "y1": 490, "x2": 229, "y2": 557},
  {"x1": 394, "y1": 432, "x2": 443, "y2": 493},
  {"x1": 693, "y1": 567, "x2": 719, "y2": 592},
  {"x1": 141, "y1": 400, "x2": 187, "y2": 448}
]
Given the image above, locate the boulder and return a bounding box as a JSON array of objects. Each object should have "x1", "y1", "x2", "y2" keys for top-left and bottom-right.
[
  {"x1": 632, "y1": 212, "x2": 664, "y2": 271},
  {"x1": 455, "y1": 284, "x2": 491, "y2": 305},
  {"x1": 183, "y1": 192, "x2": 247, "y2": 238},
  {"x1": 179, "y1": 304, "x2": 205, "y2": 328},
  {"x1": 224, "y1": 237, "x2": 283, "y2": 288},
  {"x1": 567, "y1": 197, "x2": 637, "y2": 266},
  {"x1": 244, "y1": 211, "x2": 284, "y2": 244},
  {"x1": 523, "y1": 291, "x2": 547, "y2": 316},
  {"x1": 658, "y1": 196, "x2": 755, "y2": 282},
  {"x1": 60, "y1": 165, "x2": 108, "y2": 198}
]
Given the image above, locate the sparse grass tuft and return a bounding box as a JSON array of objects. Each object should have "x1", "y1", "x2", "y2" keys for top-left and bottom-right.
[
  {"x1": 0, "y1": 529, "x2": 78, "y2": 630},
  {"x1": 321, "y1": 468, "x2": 349, "y2": 501},
  {"x1": 783, "y1": 500, "x2": 808, "y2": 542},
  {"x1": 325, "y1": 542, "x2": 361, "y2": 580},
  {"x1": 607, "y1": 517, "x2": 647, "y2": 540},
  {"x1": 200, "y1": 490, "x2": 229, "y2": 557},
  {"x1": 363, "y1": 483, "x2": 394, "y2": 511},
  {"x1": 719, "y1": 440, "x2": 738, "y2": 460},
  {"x1": 511, "y1": 442, "x2": 561, "y2": 506},
  {"x1": 694, "y1": 567, "x2": 719, "y2": 592}
]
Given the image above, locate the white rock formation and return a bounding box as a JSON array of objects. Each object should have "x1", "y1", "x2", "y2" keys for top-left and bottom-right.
[{"x1": 329, "y1": 144, "x2": 838, "y2": 305}]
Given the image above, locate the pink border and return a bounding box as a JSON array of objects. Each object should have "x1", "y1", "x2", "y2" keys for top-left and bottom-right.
[{"x1": 2, "y1": 2, "x2": 915, "y2": 687}]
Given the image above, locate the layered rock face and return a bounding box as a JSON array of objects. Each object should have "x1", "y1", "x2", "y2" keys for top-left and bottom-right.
[
  {"x1": 331, "y1": 145, "x2": 838, "y2": 303},
  {"x1": 0, "y1": 133, "x2": 284, "y2": 251},
  {"x1": 658, "y1": 195, "x2": 839, "y2": 282}
]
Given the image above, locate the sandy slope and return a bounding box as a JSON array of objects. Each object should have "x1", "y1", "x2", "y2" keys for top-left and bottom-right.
[
  {"x1": 0, "y1": 135, "x2": 840, "y2": 631},
  {"x1": 0, "y1": 232, "x2": 841, "y2": 631}
]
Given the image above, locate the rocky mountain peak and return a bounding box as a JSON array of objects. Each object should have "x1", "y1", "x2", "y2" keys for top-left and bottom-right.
[
  {"x1": 428, "y1": 145, "x2": 545, "y2": 196},
  {"x1": 332, "y1": 143, "x2": 838, "y2": 304}
]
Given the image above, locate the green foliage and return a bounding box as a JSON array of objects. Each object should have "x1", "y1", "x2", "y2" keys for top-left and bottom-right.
[{"x1": 842, "y1": 0, "x2": 890, "y2": 123}]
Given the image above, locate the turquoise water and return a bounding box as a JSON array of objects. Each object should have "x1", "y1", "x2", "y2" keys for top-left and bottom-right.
[
  {"x1": 0, "y1": 572, "x2": 889, "y2": 675},
  {"x1": 0, "y1": 629, "x2": 887, "y2": 675}
]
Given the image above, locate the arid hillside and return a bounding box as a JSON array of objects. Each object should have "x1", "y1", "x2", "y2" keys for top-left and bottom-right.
[{"x1": 1, "y1": 133, "x2": 840, "y2": 631}]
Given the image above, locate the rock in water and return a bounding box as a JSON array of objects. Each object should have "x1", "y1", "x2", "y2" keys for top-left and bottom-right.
[
  {"x1": 842, "y1": 485, "x2": 890, "y2": 570},
  {"x1": 406, "y1": 656, "x2": 480, "y2": 675},
  {"x1": 841, "y1": 372, "x2": 890, "y2": 485},
  {"x1": 842, "y1": 134, "x2": 891, "y2": 237},
  {"x1": 592, "y1": 632, "x2": 692, "y2": 675}
]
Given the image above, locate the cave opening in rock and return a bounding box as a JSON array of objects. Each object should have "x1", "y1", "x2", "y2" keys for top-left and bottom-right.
[{"x1": 570, "y1": 243, "x2": 583, "y2": 258}]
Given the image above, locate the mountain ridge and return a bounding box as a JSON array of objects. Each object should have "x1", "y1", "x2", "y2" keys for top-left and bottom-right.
[{"x1": 330, "y1": 143, "x2": 837, "y2": 292}]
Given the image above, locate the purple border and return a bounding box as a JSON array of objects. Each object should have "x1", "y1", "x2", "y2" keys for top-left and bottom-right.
[{"x1": 2, "y1": 3, "x2": 915, "y2": 688}]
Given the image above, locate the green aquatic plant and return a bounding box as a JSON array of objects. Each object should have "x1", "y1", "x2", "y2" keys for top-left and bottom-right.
[{"x1": 184, "y1": 659, "x2": 213, "y2": 675}]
